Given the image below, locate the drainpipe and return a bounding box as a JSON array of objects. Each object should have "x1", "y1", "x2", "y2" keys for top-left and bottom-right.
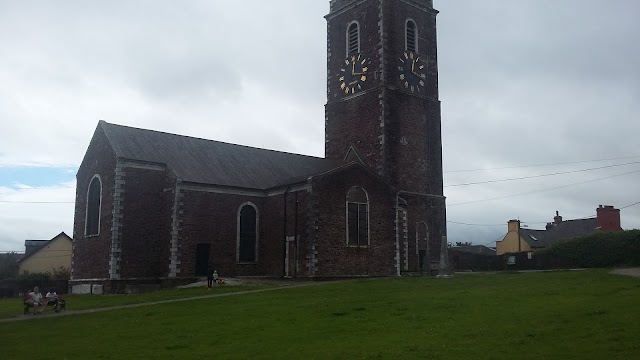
[
  {"x1": 282, "y1": 187, "x2": 290, "y2": 278},
  {"x1": 517, "y1": 220, "x2": 521, "y2": 253},
  {"x1": 294, "y1": 191, "x2": 299, "y2": 278}
]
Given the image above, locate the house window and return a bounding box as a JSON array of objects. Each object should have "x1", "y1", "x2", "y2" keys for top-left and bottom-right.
[
  {"x1": 85, "y1": 175, "x2": 101, "y2": 236},
  {"x1": 237, "y1": 203, "x2": 258, "y2": 263},
  {"x1": 347, "y1": 21, "x2": 360, "y2": 55},
  {"x1": 406, "y1": 19, "x2": 417, "y2": 53},
  {"x1": 347, "y1": 187, "x2": 369, "y2": 246}
]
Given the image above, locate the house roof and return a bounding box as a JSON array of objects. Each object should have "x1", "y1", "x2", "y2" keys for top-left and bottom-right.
[
  {"x1": 17, "y1": 232, "x2": 72, "y2": 264},
  {"x1": 24, "y1": 240, "x2": 49, "y2": 248},
  {"x1": 450, "y1": 245, "x2": 497, "y2": 256},
  {"x1": 521, "y1": 218, "x2": 598, "y2": 248},
  {"x1": 99, "y1": 121, "x2": 342, "y2": 190}
]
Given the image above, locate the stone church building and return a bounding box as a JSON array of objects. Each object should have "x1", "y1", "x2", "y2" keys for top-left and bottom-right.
[{"x1": 71, "y1": 0, "x2": 446, "y2": 292}]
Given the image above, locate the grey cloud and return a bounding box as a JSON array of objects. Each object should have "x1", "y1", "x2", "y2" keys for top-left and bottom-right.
[{"x1": 0, "y1": 0, "x2": 638, "y2": 249}]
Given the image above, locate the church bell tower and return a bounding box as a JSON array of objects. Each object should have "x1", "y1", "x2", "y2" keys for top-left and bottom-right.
[{"x1": 325, "y1": 0, "x2": 443, "y2": 198}]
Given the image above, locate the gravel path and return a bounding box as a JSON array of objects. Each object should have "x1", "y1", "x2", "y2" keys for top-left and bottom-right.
[
  {"x1": 610, "y1": 267, "x2": 640, "y2": 278},
  {"x1": 0, "y1": 280, "x2": 347, "y2": 324}
]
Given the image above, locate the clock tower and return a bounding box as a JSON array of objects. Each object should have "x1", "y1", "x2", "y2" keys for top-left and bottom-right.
[
  {"x1": 325, "y1": 0, "x2": 443, "y2": 196},
  {"x1": 325, "y1": 0, "x2": 446, "y2": 269}
]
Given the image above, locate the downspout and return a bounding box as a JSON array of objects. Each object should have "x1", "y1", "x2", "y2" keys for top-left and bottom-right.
[
  {"x1": 282, "y1": 187, "x2": 290, "y2": 278},
  {"x1": 294, "y1": 191, "x2": 299, "y2": 278}
]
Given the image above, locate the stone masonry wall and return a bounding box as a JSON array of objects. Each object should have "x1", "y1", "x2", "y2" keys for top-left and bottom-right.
[
  {"x1": 311, "y1": 166, "x2": 397, "y2": 277},
  {"x1": 72, "y1": 126, "x2": 117, "y2": 280},
  {"x1": 119, "y1": 165, "x2": 173, "y2": 279},
  {"x1": 325, "y1": 0, "x2": 384, "y2": 174},
  {"x1": 176, "y1": 189, "x2": 307, "y2": 278}
]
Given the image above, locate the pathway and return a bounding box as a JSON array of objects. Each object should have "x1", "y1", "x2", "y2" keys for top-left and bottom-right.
[
  {"x1": 610, "y1": 267, "x2": 640, "y2": 278},
  {"x1": 0, "y1": 280, "x2": 344, "y2": 323}
]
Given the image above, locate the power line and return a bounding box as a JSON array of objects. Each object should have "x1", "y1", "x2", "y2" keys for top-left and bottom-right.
[
  {"x1": 444, "y1": 155, "x2": 640, "y2": 173},
  {"x1": 0, "y1": 185, "x2": 76, "y2": 190},
  {"x1": 448, "y1": 168, "x2": 640, "y2": 207},
  {"x1": 620, "y1": 201, "x2": 640, "y2": 210},
  {"x1": 0, "y1": 200, "x2": 74, "y2": 204},
  {"x1": 16, "y1": 254, "x2": 72, "y2": 259},
  {"x1": 447, "y1": 220, "x2": 504, "y2": 227},
  {"x1": 480, "y1": 234, "x2": 506, "y2": 246},
  {"x1": 444, "y1": 161, "x2": 640, "y2": 188}
]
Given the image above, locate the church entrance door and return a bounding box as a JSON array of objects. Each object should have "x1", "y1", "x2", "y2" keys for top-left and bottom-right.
[
  {"x1": 419, "y1": 250, "x2": 427, "y2": 273},
  {"x1": 195, "y1": 243, "x2": 210, "y2": 276}
]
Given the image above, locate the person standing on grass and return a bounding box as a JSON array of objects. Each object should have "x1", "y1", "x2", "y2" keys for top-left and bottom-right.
[
  {"x1": 213, "y1": 270, "x2": 219, "y2": 285},
  {"x1": 27, "y1": 286, "x2": 45, "y2": 314},
  {"x1": 207, "y1": 269, "x2": 214, "y2": 289}
]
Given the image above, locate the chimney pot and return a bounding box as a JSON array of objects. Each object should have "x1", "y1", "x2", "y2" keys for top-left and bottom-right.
[{"x1": 554, "y1": 211, "x2": 563, "y2": 224}]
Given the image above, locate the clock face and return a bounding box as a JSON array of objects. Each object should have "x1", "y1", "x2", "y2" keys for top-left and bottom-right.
[
  {"x1": 398, "y1": 51, "x2": 426, "y2": 93},
  {"x1": 339, "y1": 54, "x2": 370, "y2": 95}
]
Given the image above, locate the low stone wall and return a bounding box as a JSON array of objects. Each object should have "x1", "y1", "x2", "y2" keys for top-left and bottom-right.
[{"x1": 69, "y1": 277, "x2": 200, "y2": 294}]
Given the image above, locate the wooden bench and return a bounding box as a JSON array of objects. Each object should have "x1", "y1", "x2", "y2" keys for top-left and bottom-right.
[{"x1": 23, "y1": 298, "x2": 66, "y2": 315}]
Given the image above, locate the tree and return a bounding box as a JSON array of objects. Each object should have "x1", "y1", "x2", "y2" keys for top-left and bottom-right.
[{"x1": 0, "y1": 252, "x2": 22, "y2": 280}]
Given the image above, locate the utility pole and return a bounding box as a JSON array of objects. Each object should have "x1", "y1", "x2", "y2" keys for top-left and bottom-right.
[{"x1": 517, "y1": 219, "x2": 521, "y2": 253}]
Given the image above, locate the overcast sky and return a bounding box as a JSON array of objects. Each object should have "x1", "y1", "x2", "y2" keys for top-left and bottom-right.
[{"x1": 1, "y1": 0, "x2": 639, "y2": 252}]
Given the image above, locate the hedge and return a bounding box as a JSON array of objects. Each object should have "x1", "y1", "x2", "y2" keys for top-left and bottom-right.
[{"x1": 537, "y1": 230, "x2": 640, "y2": 268}]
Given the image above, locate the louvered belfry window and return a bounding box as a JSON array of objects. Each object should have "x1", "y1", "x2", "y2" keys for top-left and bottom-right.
[
  {"x1": 348, "y1": 22, "x2": 359, "y2": 55},
  {"x1": 406, "y1": 20, "x2": 417, "y2": 53}
]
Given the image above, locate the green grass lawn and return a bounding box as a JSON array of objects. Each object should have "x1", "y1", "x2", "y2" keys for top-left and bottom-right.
[
  {"x1": 0, "y1": 284, "x2": 274, "y2": 319},
  {"x1": 1, "y1": 270, "x2": 639, "y2": 359}
]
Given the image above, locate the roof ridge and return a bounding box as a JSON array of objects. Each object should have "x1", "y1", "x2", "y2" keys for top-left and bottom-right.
[
  {"x1": 561, "y1": 217, "x2": 596, "y2": 222},
  {"x1": 99, "y1": 120, "x2": 326, "y2": 160}
]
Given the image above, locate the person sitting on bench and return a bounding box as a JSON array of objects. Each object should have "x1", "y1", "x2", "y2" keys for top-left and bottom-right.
[
  {"x1": 45, "y1": 289, "x2": 64, "y2": 312},
  {"x1": 25, "y1": 286, "x2": 45, "y2": 315}
]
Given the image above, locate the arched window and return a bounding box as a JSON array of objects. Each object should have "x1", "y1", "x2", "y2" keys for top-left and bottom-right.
[
  {"x1": 346, "y1": 187, "x2": 369, "y2": 246},
  {"x1": 347, "y1": 21, "x2": 360, "y2": 56},
  {"x1": 237, "y1": 203, "x2": 258, "y2": 263},
  {"x1": 406, "y1": 19, "x2": 417, "y2": 53},
  {"x1": 85, "y1": 175, "x2": 101, "y2": 236}
]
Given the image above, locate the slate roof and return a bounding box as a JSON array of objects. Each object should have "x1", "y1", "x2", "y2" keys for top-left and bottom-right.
[
  {"x1": 24, "y1": 240, "x2": 49, "y2": 256},
  {"x1": 98, "y1": 121, "x2": 342, "y2": 190},
  {"x1": 450, "y1": 245, "x2": 496, "y2": 256},
  {"x1": 18, "y1": 232, "x2": 72, "y2": 264},
  {"x1": 520, "y1": 218, "x2": 598, "y2": 248}
]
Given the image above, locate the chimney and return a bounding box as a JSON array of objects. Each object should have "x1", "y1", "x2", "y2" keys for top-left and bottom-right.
[
  {"x1": 508, "y1": 219, "x2": 520, "y2": 233},
  {"x1": 596, "y1": 205, "x2": 622, "y2": 232},
  {"x1": 554, "y1": 211, "x2": 563, "y2": 224},
  {"x1": 545, "y1": 222, "x2": 554, "y2": 230}
]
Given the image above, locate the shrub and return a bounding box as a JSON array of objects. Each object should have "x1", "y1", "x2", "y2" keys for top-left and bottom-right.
[
  {"x1": 538, "y1": 230, "x2": 640, "y2": 268},
  {"x1": 0, "y1": 252, "x2": 21, "y2": 280}
]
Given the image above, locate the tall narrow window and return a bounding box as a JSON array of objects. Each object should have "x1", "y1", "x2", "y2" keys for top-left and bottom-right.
[
  {"x1": 347, "y1": 21, "x2": 360, "y2": 55},
  {"x1": 237, "y1": 203, "x2": 258, "y2": 263},
  {"x1": 85, "y1": 175, "x2": 101, "y2": 236},
  {"x1": 406, "y1": 20, "x2": 417, "y2": 53},
  {"x1": 347, "y1": 187, "x2": 369, "y2": 246}
]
